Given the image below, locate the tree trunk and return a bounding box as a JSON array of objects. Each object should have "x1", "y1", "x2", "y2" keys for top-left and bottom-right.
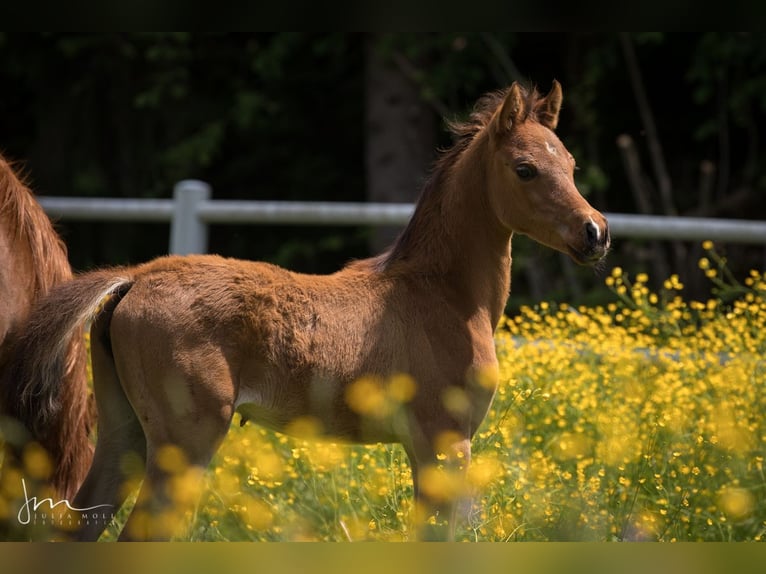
[{"x1": 365, "y1": 36, "x2": 436, "y2": 254}]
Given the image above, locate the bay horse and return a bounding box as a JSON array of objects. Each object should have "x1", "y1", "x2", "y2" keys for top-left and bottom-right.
[
  {"x1": 0, "y1": 154, "x2": 92, "y2": 504},
  {"x1": 2, "y1": 81, "x2": 609, "y2": 541}
]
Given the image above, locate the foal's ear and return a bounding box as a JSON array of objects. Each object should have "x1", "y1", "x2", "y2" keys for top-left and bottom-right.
[
  {"x1": 535, "y1": 79, "x2": 563, "y2": 131},
  {"x1": 491, "y1": 82, "x2": 527, "y2": 138}
]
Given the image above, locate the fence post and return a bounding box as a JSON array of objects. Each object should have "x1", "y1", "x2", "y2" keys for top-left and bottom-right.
[{"x1": 170, "y1": 180, "x2": 211, "y2": 255}]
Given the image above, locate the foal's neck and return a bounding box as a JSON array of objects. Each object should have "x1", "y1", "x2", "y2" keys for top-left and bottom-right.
[{"x1": 382, "y1": 135, "x2": 512, "y2": 327}]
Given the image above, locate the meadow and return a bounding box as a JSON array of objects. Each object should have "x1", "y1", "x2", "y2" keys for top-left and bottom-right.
[{"x1": 3, "y1": 242, "x2": 765, "y2": 541}]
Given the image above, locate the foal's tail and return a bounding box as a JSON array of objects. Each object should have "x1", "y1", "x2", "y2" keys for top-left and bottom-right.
[{"x1": 0, "y1": 270, "x2": 134, "y2": 500}]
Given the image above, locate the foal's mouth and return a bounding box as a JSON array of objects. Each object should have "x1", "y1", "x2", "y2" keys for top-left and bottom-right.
[{"x1": 566, "y1": 244, "x2": 610, "y2": 266}]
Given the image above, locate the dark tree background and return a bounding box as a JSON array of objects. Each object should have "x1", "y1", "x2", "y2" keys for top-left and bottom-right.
[{"x1": 2, "y1": 33, "x2": 766, "y2": 309}]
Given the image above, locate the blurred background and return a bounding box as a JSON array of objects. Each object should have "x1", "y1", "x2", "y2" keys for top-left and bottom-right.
[{"x1": 2, "y1": 32, "x2": 766, "y2": 310}]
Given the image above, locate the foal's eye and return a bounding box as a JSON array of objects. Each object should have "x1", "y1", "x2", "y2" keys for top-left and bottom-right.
[{"x1": 515, "y1": 164, "x2": 537, "y2": 181}]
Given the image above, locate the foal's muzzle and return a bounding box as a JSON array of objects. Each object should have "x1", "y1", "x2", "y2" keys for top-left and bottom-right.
[{"x1": 571, "y1": 217, "x2": 610, "y2": 265}]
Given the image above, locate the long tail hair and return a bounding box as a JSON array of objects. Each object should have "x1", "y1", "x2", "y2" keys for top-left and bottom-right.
[
  {"x1": 0, "y1": 271, "x2": 133, "y2": 499},
  {"x1": 0, "y1": 153, "x2": 115, "y2": 500}
]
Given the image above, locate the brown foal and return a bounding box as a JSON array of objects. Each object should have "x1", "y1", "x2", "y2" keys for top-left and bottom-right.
[{"x1": 1, "y1": 81, "x2": 609, "y2": 541}]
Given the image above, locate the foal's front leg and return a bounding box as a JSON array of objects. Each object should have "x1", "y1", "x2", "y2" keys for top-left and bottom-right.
[{"x1": 407, "y1": 432, "x2": 471, "y2": 542}]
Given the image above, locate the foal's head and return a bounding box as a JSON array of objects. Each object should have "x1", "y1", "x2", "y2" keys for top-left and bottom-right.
[{"x1": 483, "y1": 81, "x2": 609, "y2": 264}]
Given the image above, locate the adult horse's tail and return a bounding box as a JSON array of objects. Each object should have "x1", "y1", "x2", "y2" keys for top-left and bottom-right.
[{"x1": 0, "y1": 271, "x2": 132, "y2": 500}]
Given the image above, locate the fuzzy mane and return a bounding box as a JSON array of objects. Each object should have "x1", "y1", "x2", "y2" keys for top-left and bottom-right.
[
  {"x1": 370, "y1": 84, "x2": 543, "y2": 272},
  {"x1": 445, "y1": 83, "x2": 543, "y2": 143}
]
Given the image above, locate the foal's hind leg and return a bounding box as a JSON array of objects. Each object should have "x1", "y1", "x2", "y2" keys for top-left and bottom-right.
[
  {"x1": 114, "y1": 349, "x2": 235, "y2": 541},
  {"x1": 71, "y1": 320, "x2": 146, "y2": 541},
  {"x1": 118, "y1": 438, "x2": 221, "y2": 541}
]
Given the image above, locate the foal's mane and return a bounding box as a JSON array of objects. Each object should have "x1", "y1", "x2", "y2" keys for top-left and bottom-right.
[
  {"x1": 369, "y1": 84, "x2": 544, "y2": 273},
  {"x1": 0, "y1": 156, "x2": 72, "y2": 294},
  {"x1": 445, "y1": 83, "x2": 543, "y2": 143}
]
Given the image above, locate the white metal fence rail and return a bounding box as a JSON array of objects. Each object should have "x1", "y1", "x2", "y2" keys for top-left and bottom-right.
[{"x1": 36, "y1": 179, "x2": 766, "y2": 255}]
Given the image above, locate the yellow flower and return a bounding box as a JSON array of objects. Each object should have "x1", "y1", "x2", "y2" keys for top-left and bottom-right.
[
  {"x1": 156, "y1": 444, "x2": 189, "y2": 475},
  {"x1": 388, "y1": 373, "x2": 417, "y2": 403},
  {"x1": 22, "y1": 443, "x2": 52, "y2": 480},
  {"x1": 718, "y1": 487, "x2": 754, "y2": 521},
  {"x1": 345, "y1": 376, "x2": 389, "y2": 418}
]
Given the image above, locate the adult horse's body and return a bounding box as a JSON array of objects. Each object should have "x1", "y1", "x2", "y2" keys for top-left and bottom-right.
[
  {"x1": 0, "y1": 155, "x2": 92, "y2": 501},
  {"x1": 2, "y1": 82, "x2": 609, "y2": 541}
]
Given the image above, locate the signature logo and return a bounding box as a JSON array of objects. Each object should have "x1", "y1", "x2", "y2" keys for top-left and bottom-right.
[{"x1": 17, "y1": 479, "x2": 113, "y2": 526}]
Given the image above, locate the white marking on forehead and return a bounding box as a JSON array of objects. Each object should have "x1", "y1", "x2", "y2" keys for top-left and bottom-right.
[{"x1": 545, "y1": 141, "x2": 558, "y2": 155}]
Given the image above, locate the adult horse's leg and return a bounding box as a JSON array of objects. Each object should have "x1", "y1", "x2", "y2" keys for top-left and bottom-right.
[{"x1": 71, "y1": 305, "x2": 146, "y2": 542}]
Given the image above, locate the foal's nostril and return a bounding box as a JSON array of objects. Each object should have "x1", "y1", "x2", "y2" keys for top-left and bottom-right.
[{"x1": 585, "y1": 220, "x2": 600, "y2": 246}]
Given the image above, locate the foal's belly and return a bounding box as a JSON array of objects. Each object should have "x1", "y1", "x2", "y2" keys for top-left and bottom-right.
[{"x1": 234, "y1": 376, "x2": 401, "y2": 444}]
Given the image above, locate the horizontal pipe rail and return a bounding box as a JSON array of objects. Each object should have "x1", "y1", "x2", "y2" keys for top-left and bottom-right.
[
  {"x1": 200, "y1": 200, "x2": 415, "y2": 226},
  {"x1": 37, "y1": 181, "x2": 766, "y2": 254},
  {"x1": 604, "y1": 213, "x2": 766, "y2": 244},
  {"x1": 38, "y1": 196, "x2": 766, "y2": 241},
  {"x1": 37, "y1": 196, "x2": 175, "y2": 222}
]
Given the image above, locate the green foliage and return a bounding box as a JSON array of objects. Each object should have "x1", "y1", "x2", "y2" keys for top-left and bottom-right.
[{"x1": 689, "y1": 33, "x2": 766, "y2": 142}]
